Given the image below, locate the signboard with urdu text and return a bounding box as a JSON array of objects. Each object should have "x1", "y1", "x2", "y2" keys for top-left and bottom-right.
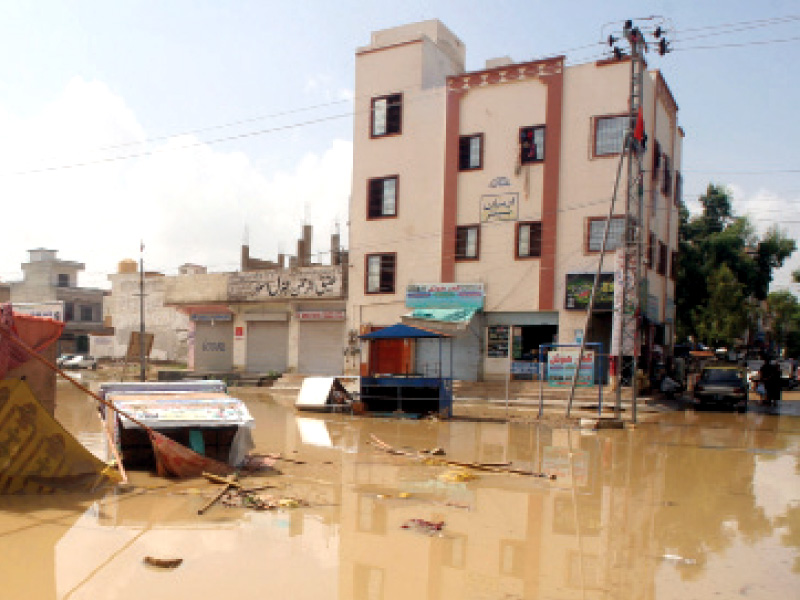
[
  {"x1": 547, "y1": 348, "x2": 595, "y2": 387},
  {"x1": 406, "y1": 283, "x2": 484, "y2": 309},
  {"x1": 480, "y1": 193, "x2": 519, "y2": 222},
  {"x1": 564, "y1": 274, "x2": 614, "y2": 310}
]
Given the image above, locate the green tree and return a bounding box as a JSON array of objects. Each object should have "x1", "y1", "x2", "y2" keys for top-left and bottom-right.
[
  {"x1": 767, "y1": 290, "x2": 800, "y2": 355},
  {"x1": 677, "y1": 184, "x2": 797, "y2": 345},
  {"x1": 694, "y1": 264, "x2": 747, "y2": 347}
]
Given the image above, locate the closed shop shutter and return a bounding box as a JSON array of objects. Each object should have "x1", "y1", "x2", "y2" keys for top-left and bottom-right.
[
  {"x1": 194, "y1": 322, "x2": 233, "y2": 372},
  {"x1": 298, "y1": 321, "x2": 344, "y2": 375},
  {"x1": 415, "y1": 329, "x2": 481, "y2": 381},
  {"x1": 246, "y1": 321, "x2": 289, "y2": 373}
]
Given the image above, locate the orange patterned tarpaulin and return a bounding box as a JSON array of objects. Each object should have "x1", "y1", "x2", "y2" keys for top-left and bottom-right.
[
  {"x1": 0, "y1": 378, "x2": 120, "y2": 494},
  {"x1": 150, "y1": 431, "x2": 234, "y2": 478},
  {"x1": 0, "y1": 304, "x2": 64, "y2": 378}
]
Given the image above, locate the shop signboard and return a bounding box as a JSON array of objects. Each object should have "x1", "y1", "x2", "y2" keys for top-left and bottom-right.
[
  {"x1": 228, "y1": 266, "x2": 342, "y2": 301},
  {"x1": 406, "y1": 283, "x2": 484, "y2": 309},
  {"x1": 480, "y1": 193, "x2": 519, "y2": 222},
  {"x1": 296, "y1": 310, "x2": 345, "y2": 321},
  {"x1": 547, "y1": 348, "x2": 595, "y2": 387},
  {"x1": 564, "y1": 273, "x2": 614, "y2": 310}
]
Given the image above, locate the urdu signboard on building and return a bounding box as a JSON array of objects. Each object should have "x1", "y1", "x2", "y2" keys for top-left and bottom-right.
[
  {"x1": 406, "y1": 283, "x2": 484, "y2": 309},
  {"x1": 480, "y1": 193, "x2": 519, "y2": 222},
  {"x1": 228, "y1": 267, "x2": 343, "y2": 302},
  {"x1": 564, "y1": 274, "x2": 614, "y2": 310}
]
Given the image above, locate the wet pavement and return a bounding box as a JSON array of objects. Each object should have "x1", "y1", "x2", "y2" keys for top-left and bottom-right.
[{"x1": 1, "y1": 378, "x2": 798, "y2": 599}]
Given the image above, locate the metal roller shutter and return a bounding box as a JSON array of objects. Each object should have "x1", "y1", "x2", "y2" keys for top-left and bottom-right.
[
  {"x1": 194, "y1": 322, "x2": 233, "y2": 372},
  {"x1": 298, "y1": 321, "x2": 345, "y2": 375},
  {"x1": 415, "y1": 329, "x2": 481, "y2": 381},
  {"x1": 246, "y1": 321, "x2": 288, "y2": 373}
]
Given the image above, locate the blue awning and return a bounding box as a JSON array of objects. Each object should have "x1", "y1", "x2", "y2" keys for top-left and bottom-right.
[{"x1": 359, "y1": 323, "x2": 448, "y2": 340}]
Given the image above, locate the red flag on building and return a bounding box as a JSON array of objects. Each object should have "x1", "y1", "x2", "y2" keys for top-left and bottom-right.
[{"x1": 633, "y1": 107, "x2": 645, "y2": 144}]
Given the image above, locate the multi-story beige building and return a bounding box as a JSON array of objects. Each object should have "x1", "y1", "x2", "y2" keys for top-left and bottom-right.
[
  {"x1": 349, "y1": 20, "x2": 682, "y2": 381},
  {"x1": 10, "y1": 248, "x2": 108, "y2": 355}
]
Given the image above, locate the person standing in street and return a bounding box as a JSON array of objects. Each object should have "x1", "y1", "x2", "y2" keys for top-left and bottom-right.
[{"x1": 759, "y1": 358, "x2": 782, "y2": 407}]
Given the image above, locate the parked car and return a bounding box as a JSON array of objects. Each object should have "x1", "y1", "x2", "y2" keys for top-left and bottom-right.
[
  {"x1": 61, "y1": 355, "x2": 97, "y2": 370},
  {"x1": 56, "y1": 354, "x2": 76, "y2": 367},
  {"x1": 778, "y1": 359, "x2": 797, "y2": 390},
  {"x1": 691, "y1": 365, "x2": 748, "y2": 412}
]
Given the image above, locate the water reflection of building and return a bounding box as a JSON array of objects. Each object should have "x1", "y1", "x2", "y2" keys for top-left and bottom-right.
[{"x1": 339, "y1": 425, "x2": 664, "y2": 599}]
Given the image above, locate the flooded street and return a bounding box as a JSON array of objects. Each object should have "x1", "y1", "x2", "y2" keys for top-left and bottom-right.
[{"x1": 1, "y1": 380, "x2": 799, "y2": 600}]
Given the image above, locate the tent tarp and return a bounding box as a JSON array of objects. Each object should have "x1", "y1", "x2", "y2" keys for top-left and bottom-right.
[{"x1": 359, "y1": 323, "x2": 449, "y2": 340}]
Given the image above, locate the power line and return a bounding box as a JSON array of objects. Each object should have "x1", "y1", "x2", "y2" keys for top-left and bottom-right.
[
  {"x1": 672, "y1": 35, "x2": 800, "y2": 51},
  {"x1": 676, "y1": 14, "x2": 800, "y2": 34}
]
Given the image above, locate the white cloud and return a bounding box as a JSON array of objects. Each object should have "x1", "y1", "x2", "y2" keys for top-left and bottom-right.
[
  {"x1": 0, "y1": 78, "x2": 352, "y2": 289},
  {"x1": 732, "y1": 188, "x2": 800, "y2": 294}
]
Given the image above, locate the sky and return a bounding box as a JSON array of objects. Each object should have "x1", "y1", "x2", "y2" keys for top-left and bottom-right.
[{"x1": 0, "y1": 0, "x2": 797, "y2": 294}]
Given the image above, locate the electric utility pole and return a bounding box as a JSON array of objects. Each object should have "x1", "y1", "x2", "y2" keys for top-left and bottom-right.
[
  {"x1": 139, "y1": 241, "x2": 147, "y2": 382},
  {"x1": 607, "y1": 18, "x2": 671, "y2": 422}
]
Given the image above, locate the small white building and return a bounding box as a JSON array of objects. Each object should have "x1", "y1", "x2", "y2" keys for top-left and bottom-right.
[
  {"x1": 10, "y1": 248, "x2": 108, "y2": 355},
  {"x1": 99, "y1": 260, "x2": 191, "y2": 362}
]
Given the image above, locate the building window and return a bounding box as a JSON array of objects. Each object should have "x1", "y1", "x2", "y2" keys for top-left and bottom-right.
[
  {"x1": 594, "y1": 115, "x2": 627, "y2": 156},
  {"x1": 367, "y1": 176, "x2": 398, "y2": 218},
  {"x1": 57, "y1": 274, "x2": 70, "y2": 287},
  {"x1": 519, "y1": 126, "x2": 545, "y2": 164},
  {"x1": 371, "y1": 94, "x2": 402, "y2": 137},
  {"x1": 455, "y1": 225, "x2": 480, "y2": 260},
  {"x1": 459, "y1": 134, "x2": 483, "y2": 170},
  {"x1": 647, "y1": 232, "x2": 656, "y2": 269},
  {"x1": 662, "y1": 154, "x2": 672, "y2": 196},
  {"x1": 64, "y1": 302, "x2": 74, "y2": 322},
  {"x1": 651, "y1": 140, "x2": 661, "y2": 180},
  {"x1": 658, "y1": 242, "x2": 668, "y2": 276},
  {"x1": 516, "y1": 221, "x2": 542, "y2": 258},
  {"x1": 671, "y1": 250, "x2": 678, "y2": 280},
  {"x1": 587, "y1": 217, "x2": 625, "y2": 252},
  {"x1": 80, "y1": 305, "x2": 93, "y2": 322},
  {"x1": 366, "y1": 254, "x2": 396, "y2": 294},
  {"x1": 675, "y1": 170, "x2": 683, "y2": 206}
]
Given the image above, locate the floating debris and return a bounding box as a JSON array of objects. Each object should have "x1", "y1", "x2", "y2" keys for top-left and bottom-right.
[
  {"x1": 398, "y1": 492, "x2": 412, "y2": 499},
  {"x1": 659, "y1": 554, "x2": 697, "y2": 565},
  {"x1": 144, "y1": 556, "x2": 183, "y2": 569},
  {"x1": 439, "y1": 469, "x2": 477, "y2": 483},
  {"x1": 401, "y1": 518, "x2": 445, "y2": 535},
  {"x1": 369, "y1": 434, "x2": 552, "y2": 478},
  {"x1": 421, "y1": 447, "x2": 446, "y2": 456}
]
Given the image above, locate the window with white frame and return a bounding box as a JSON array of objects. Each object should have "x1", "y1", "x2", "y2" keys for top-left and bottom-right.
[
  {"x1": 519, "y1": 126, "x2": 545, "y2": 164},
  {"x1": 459, "y1": 134, "x2": 483, "y2": 170},
  {"x1": 455, "y1": 225, "x2": 479, "y2": 260},
  {"x1": 517, "y1": 221, "x2": 542, "y2": 258},
  {"x1": 366, "y1": 254, "x2": 396, "y2": 294},
  {"x1": 594, "y1": 115, "x2": 627, "y2": 156},
  {"x1": 371, "y1": 94, "x2": 402, "y2": 137},
  {"x1": 587, "y1": 217, "x2": 625, "y2": 252},
  {"x1": 368, "y1": 176, "x2": 398, "y2": 218}
]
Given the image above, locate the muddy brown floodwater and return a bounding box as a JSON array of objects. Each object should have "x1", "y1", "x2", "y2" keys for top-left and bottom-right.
[{"x1": 1, "y1": 378, "x2": 799, "y2": 600}]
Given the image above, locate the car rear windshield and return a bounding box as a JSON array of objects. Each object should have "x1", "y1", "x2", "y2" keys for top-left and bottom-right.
[{"x1": 702, "y1": 369, "x2": 742, "y2": 383}]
